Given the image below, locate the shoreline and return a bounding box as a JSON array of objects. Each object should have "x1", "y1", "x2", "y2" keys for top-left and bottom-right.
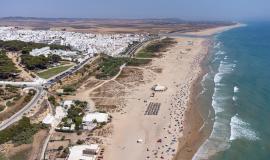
[
  {"x1": 173, "y1": 39, "x2": 213, "y2": 160},
  {"x1": 173, "y1": 23, "x2": 244, "y2": 160}
]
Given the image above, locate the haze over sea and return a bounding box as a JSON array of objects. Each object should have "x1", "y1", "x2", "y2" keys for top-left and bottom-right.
[{"x1": 193, "y1": 22, "x2": 270, "y2": 160}]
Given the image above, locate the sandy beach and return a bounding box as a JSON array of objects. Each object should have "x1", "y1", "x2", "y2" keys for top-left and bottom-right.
[
  {"x1": 101, "y1": 24, "x2": 242, "y2": 160},
  {"x1": 181, "y1": 23, "x2": 245, "y2": 36},
  {"x1": 101, "y1": 35, "x2": 207, "y2": 160}
]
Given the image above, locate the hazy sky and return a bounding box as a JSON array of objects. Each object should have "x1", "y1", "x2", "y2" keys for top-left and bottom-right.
[{"x1": 1, "y1": 0, "x2": 270, "y2": 21}]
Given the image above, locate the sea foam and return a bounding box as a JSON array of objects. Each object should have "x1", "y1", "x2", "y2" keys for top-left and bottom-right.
[
  {"x1": 215, "y1": 50, "x2": 225, "y2": 55},
  {"x1": 214, "y1": 42, "x2": 221, "y2": 49},
  {"x1": 230, "y1": 115, "x2": 259, "y2": 141},
  {"x1": 234, "y1": 86, "x2": 239, "y2": 93},
  {"x1": 232, "y1": 96, "x2": 237, "y2": 101}
]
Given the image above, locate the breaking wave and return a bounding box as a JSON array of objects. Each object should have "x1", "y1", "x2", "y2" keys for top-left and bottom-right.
[{"x1": 230, "y1": 115, "x2": 259, "y2": 141}]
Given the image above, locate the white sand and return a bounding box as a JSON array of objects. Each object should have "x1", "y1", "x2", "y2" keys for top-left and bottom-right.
[
  {"x1": 181, "y1": 23, "x2": 245, "y2": 36},
  {"x1": 104, "y1": 37, "x2": 207, "y2": 160}
]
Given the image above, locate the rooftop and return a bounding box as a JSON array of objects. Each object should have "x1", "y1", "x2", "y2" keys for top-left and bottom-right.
[{"x1": 68, "y1": 144, "x2": 99, "y2": 160}]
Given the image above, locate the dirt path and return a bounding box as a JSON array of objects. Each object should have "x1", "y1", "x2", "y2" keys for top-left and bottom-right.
[{"x1": 7, "y1": 52, "x2": 33, "y2": 81}]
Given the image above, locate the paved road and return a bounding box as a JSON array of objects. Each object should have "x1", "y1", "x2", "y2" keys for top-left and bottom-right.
[
  {"x1": 45, "y1": 56, "x2": 98, "y2": 86},
  {"x1": 119, "y1": 36, "x2": 159, "y2": 57},
  {"x1": 0, "y1": 87, "x2": 44, "y2": 131},
  {"x1": 0, "y1": 80, "x2": 44, "y2": 87},
  {"x1": 0, "y1": 56, "x2": 97, "y2": 130}
]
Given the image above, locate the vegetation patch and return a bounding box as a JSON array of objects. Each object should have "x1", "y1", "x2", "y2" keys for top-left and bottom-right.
[
  {"x1": 95, "y1": 56, "x2": 127, "y2": 79},
  {"x1": 37, "y1": 65, "x2": 73, "y2": 79},
  {"x1": 0, "y1": 40, "x2": 70, "y2": 53},
  {"x1": 0, "y1": 117, "x2": 43, "y2": 145},
  {"x1": 96, "y1": 55, "x2": 151, "y2": 79},
  {"x1": 48, "y1": 96, "x2": 57, "y2": 106},
  {"x1": 126, "y1": 58, "x2": 151, "y2": 66},
  {"x1": 0, "y1": 89, "x2": 35, "y2": 122},
  {"x1": 0, "y1": 153, "x2": 7, "y2": 160},
  {"x1": 21, "y1": 54, "x2": 61, "y2": 70},
  {"x1": 6, "y1": 101, "x2": 15, "y2": 107},
  {"x1": 136, "y1": 38, "x2": 177, "y2": 58},
  {"x1": 0, "y1": 105, "x2": 5, "y2": 112},
  {"x1": 0, "y1": 51, "x2": 20, "y2": 79},
  {"x1": 58, "y1": 100, "x2": 87, "y2": 131},
  {"x1": 4, "y1": 85, "x2": 19, "y2": 94},
  {"x1": 23, "y1": 89, "x2": 36, "y2": 103}
]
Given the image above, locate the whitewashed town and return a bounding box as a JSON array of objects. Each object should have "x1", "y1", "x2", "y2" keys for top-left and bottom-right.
[{"x1": 0, "y1": 26, "x2": 149, "y2": 59}]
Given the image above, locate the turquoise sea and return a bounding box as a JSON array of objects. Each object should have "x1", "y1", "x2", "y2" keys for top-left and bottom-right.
[{"x1": 193, "y1": 22, "x2": 270, "y2": 160}]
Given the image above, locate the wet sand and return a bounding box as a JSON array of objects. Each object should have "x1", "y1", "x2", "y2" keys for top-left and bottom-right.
[{"x1": 174, "y1": 24, "x2": 244, "y2": 160}]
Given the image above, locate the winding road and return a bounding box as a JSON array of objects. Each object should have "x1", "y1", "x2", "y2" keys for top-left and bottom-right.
[{"x1": 0, "y1": 87, "x2": 44, "y2": 131}]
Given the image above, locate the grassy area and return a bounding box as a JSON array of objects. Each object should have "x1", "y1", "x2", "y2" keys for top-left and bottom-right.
[
  {"x1": 96, "y1": 56, "x2": 127, "y2": 79},
  {"x1": 0, "y1": 51, "x2": 20, "y2": 79},
  {"x1": 0, "y1": 105, "x2": 5, "y2": 112},
  {"x1": 0, "y1": 117, "x2": 42, "y2": 145},
  {"x1": 96, "y1": 55, "x2": 151, "y2": 79},
  {"x1": 136, "y1": 38, "x2": 177, "y2": 58},
  {"x1": 126, "y1": 58, "x2": 151, "y2": 66},
  {"x1": 37, "y1": 65, "x2": 73, "y2": 79}
]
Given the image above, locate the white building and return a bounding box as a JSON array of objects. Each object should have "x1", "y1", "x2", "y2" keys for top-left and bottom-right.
[
  {"x1": 83, "y1": 112, "x2": 109, "y2": 123},
  {"x1": 62, "y1": 100, "x2": 74, "y2": 108},
  {"x1": 68, "y1": 144, "x2": 100, "y2": 160},
  {"x1": 42, "y1": 114, "x2": 55, "y2": 125},
  {"x1": 55, "y1": 106, "x2": 67, "y2": 120},
  {"x1": 30, "y1": 47, "x2": 50, "y2": 57},
  {"x1": 50, "y1": 50, "x2": 77, "y2": 57},
  {"x1": 0, "y1": 27, "x2": 147, "y2": 57}
]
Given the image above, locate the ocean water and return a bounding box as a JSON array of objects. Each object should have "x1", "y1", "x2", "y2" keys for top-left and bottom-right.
[{"x1": 193, "y1": 22, "x2": 270, "y2": 160}]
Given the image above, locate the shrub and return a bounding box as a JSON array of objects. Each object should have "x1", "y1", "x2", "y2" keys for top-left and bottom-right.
[
  {"x1": 76, "y1": 139, "x2": 84, "y2": 145},
  {"x1": 0, "y1": 117, "x2": 40, "y2": 145},
  {"x1": 63, "y1": 86, "x2": 76, "y2": 93},
  {"x1": 48, "y1": 96, "x2": 57, "y2": 106},
  {"x1": 58, "y1": 146, "x2": 64, "y2": 151}
]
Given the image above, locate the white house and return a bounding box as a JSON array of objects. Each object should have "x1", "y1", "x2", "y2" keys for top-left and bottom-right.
[
  {"x1": 30, "y1": 47, "x2": 50, "y2": 57},
  {"x1": 68, "y1": 144, "x2": 100, "y2": 160},
  {"x1": 83, "y1": 112, "x2": 109, "y2": 123},
  {"x1": 55, "y1": 106, "x2": 67, "y2": 120},
  {"x1": 42, "y1": 114, "x2": 55, "y2": 125},
  {"x1": 62, "y1": 100, "x2": 74, "y2": 108}
]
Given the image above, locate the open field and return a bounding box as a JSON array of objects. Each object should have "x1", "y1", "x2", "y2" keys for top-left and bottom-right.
[
  {"x1": 0, "y1": 86, "x2": 36, "y2": 122},
  {"x1": 0, "y1": 129, "x2": 48, "y2": 160},
  {"x1": 136, "y1": 38, "x2": 177, "y2": 58},
  {"x1": 96, "y1": 55, "x2": 151, "y2": 79},
  {"x1": 37, "y1": 65, "x2": 73, "y2": 79},
  {"x1": 0, "y1": 17, "x2": 235, "y2": 34}
]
